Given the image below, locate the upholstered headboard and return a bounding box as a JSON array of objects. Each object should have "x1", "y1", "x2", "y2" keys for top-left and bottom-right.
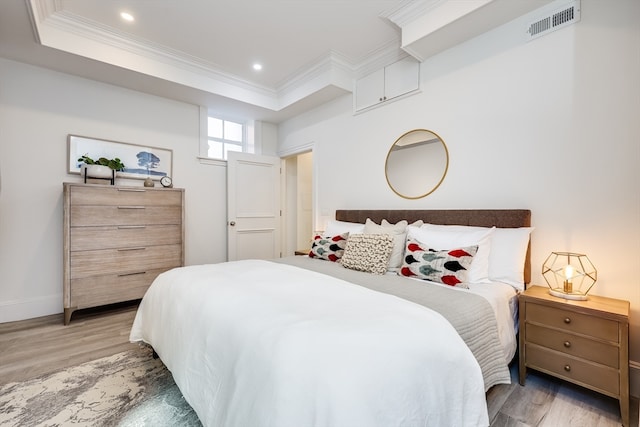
[{"x1": 335, "y1": 209, "x2": 532, "y2": 285}]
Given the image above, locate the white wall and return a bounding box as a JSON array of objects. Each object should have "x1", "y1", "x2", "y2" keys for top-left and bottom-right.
[
  {"x1": 0, "y1": 57, "x2": 228, "y2": 321},
  {"x1": 279, "y1": 0, "x2": 640, "y2": 394}
]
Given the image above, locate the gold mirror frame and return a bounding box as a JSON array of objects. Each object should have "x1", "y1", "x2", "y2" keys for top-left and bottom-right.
[{"x1": 384, "y1": 129, "x2": 449, "y2": 199}]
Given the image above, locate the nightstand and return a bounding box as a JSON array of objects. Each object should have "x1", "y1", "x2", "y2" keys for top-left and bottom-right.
[
  {"x1": 295, "y1": 249, "x2": 310, "y2": 256},
  {"x1": 519, "y1": 285, "x2": 630, "y2": 427}
]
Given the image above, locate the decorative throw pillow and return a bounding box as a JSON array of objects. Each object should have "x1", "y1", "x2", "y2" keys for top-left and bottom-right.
[
  {"x1": 364, "y1": 218, "x2": 424, "y2": 272},
  {"x1": 399, "y1": 236, "x2": 478, "y2": 288},
  {"x1": 340, "y1": 233, "x2": 394, "y2": 275},
  {"x1": 408, "y1": 225, "x2": 494, "y2": 283},
  {"x1": 309, "y1": 233, "x2": 349, "y2": 262},
  {"x1": 419, "y1": 223, "x2": 533, "y2": 289}
]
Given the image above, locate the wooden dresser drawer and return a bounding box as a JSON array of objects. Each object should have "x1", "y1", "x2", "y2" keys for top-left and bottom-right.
[
  {"x1": 526, "y1": 302, "x2": 619, "y2": 342},
  {"x1": 69, "y1": 267, "x2": 170, "y2": 309},
  {"x1": 526, "y1": 343, "x2": 619, "y2": 396},
  {"x1": 525, "y1": 323, "x2": 618, "y2": 368},
  {"x1": 70, "y1": 244, "x2": 182, "y2": 279},
  {"x1": 69, "y1": 185, "x2": 182, "y2": 206},
  {"x1": 70, "y1": 205, "x2": 182, "y2": 226},
  {"x1": 70, "y1": 224, "x2": 182, "y2": 251}
]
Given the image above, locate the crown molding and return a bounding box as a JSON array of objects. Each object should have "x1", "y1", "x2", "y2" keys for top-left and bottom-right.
[
  {"x1": 352, "y1": 39, "x2": 410, "y2": 79},
  {"x1": 276, "y1": 51, "x2": 354, "y2": 109},
  {"x1": 381, "y1": 0, "x2": 437, "y2": 27},
  {"x1": 26, "y1": 0, "x2": 370, "y2": 113},
  {"x1": 277, "y1": 50, "x2": 353, "y2": 92},
  {"x1": 387, "y1": 0, "x2": 555, "y2": 62}
]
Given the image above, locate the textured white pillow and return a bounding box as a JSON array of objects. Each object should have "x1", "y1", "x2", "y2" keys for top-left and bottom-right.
[
  {"x1": 364, "y1": 219, "x2": 424, "y2": 271},
  {"x1": 340, "y1": 233, "x2": 394, "y2": 275},
  {"x1": 364, "y1": 218, "x2": 406, "y2": 271},
  {"x1": 325, "y1": 220, "x2": 365, "y2": 236},
  {"x1": 408, "y1": 224, "x2": 495, "y2": 283},
  {"x1": 419, "y1": 223, "x2": 533, "y2": 289}
]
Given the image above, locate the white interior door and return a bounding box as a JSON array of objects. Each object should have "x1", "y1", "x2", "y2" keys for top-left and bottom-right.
[{"x1": 227, "y1": 152, "x2": 281, "y2": 261}]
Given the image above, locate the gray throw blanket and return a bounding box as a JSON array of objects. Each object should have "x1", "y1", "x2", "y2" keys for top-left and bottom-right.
[{"x1": 276, "y1": 256, "x2": 511, "y2": 391}]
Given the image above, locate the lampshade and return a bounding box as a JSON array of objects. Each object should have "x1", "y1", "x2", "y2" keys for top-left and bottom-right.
[{"x1": 542, "y1": 251, "x2": 597, "y2": 300}]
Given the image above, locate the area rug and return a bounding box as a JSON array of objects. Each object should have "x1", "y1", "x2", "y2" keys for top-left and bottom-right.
[{"x1": 0, "y1": 346, "x2": 202, "y2": 426}]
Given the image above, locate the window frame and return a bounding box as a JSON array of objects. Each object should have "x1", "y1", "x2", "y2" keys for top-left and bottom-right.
[
  {"x1": 206, "y1": 116, "x2": 246, "y2": 160},
  {"x1": 198, "y1": 108, "x2": 254, "y2": 164}
]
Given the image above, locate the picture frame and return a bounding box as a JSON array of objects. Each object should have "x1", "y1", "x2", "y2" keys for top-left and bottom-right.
[{"x1": 68, "y1": 134, "x2": 173, "y2": 181}]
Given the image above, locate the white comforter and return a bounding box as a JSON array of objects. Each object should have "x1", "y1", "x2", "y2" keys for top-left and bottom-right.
[{"x1": 130, "y1": 260, "x2": 489, "y2": 427}]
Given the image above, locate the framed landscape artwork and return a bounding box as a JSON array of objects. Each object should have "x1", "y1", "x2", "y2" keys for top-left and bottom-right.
[{"x1": 68, "y1": 135, "x2": 173, "y2": 180}]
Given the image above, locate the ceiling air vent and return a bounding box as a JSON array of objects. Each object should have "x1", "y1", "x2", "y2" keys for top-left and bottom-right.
[{"x1": 527, "y1": 0, "x2": 580, "y2": 41}]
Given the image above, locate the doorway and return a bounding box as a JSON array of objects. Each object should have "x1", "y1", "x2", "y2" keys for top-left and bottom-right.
[{"x1": 284, "y1": 151, "x2": 313, "y2": 256}]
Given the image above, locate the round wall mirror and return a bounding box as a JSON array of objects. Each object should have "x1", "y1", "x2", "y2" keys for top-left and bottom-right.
[{"x1": 385, "y1": 129, "x2": 449, "y2": 199}]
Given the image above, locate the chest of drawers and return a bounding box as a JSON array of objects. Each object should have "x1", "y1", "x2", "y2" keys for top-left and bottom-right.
[
  {"x1": 63, "y1": 183, "x2": 184, "y2": 324},
  {"x1": 519, "y1": 285, "x2": 630, "y2": 427}
]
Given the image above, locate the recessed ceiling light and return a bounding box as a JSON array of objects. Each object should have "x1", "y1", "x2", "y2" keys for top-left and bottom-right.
[
  {"x1": 120, "y1": 12, "x2": 135, "y2": 22},
  {"x1": 252, "y1": 63, "x2": 263, "y2": 71}
]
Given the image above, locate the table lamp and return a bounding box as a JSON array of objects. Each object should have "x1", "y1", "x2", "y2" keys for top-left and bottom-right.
[{"x1": 542, "y1": 251, "x2": 597, "y2": 300}]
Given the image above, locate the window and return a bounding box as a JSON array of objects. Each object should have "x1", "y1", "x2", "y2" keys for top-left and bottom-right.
[{"x1": 207, "y1": 117, "x2": 247, "y2": 160}]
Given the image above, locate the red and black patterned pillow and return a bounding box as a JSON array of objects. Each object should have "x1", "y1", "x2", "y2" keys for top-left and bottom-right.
[
  {"x1": 309, "y1": 233, "x2": 349, "y2": 262},
  {"x1": 399, "y1": 236, "x2": 478, "y2": 288}
]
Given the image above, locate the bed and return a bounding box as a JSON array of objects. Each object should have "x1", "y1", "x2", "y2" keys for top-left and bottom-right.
[{"x1": 130, "y1": 209, "x2": 532, "y2": 427}]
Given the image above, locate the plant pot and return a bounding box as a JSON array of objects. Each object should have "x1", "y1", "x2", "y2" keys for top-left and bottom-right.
[{"x1": 82, "y1": 164, "x2": 113, "y2": 179}]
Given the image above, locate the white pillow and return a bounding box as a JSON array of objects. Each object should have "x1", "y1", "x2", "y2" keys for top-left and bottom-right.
[
  {"x1": 408, "y1": 224, "x2": 495, "y2": 283},
  {"x1": 325, "y1": 220, "x2": 365, "y2": 236},
  {"x1": 420, "y1": 223, "x2": 533, "y2": 290},
  {"x1": 364, "y1": 218, "x2": 420, "y2": 271},
  {"x1": 488, "y1": 227, "x2": 533, "y2": 290}
]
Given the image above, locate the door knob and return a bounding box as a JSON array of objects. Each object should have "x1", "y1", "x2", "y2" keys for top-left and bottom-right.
[{"x1": 229, "y1": 221, "x2": 236, "y2": 226}]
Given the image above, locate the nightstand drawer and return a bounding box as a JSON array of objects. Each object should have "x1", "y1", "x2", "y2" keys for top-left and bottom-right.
[
  {"x1": 519, "y1": 286, "x2": 630, "y2": 427},
  {"x1": 526, "y1": 323, "x2": 618, "y2": 368},
  {"x1": 527, "y1": 303, "x2": 619, "y2": 342},
  {"x1": 526, "y1": 344, "x2": 619, "y2": 396}
]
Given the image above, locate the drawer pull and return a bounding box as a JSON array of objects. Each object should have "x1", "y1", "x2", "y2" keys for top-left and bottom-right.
[
  {"x1": 564, "y1": 317, "x2": 571, "y2": 324},
  {"x1": 118, "y1": 271, "x2": 147, "y2": 277},
  {"x1": 117, "y1": 188, "x2": 146, "y2": 193},
  {"x1": 118, "y1": 226, "x2": 146, "y2": 229},
  {"x1": 563, "y1": 341, "x2": 571, "y2": 348},
  {"x1": 117, "y1": 247, "x2": 146, "y2": 251},
  {"x1": 118, "y1": 206, "x2": 146, "y2": 209},
  {"x1": 564, "y1": 365, "x2": 571, "y2": 372}
]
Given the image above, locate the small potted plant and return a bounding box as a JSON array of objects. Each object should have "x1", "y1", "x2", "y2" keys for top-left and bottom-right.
[{"x1": 78, "y1": 155, "x2": 125, "y2": 180}]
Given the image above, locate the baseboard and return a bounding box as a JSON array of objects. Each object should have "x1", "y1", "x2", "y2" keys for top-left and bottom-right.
[
  {"x1": 631, "y1": 360, "x2": 640, "y2": 399},
  {"x1": 0, "y1": 294, "x2": 62, "y2": 323}
]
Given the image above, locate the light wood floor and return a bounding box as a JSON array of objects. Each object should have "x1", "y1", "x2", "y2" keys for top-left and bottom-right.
[
  {"x1": 0, "y1": 301, "x2": 140, "y2": 385},
  {"x1": 1, "y1": 302, "x2": 638, "y2": 426}
]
